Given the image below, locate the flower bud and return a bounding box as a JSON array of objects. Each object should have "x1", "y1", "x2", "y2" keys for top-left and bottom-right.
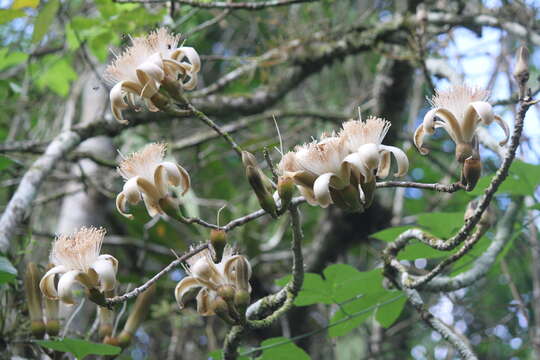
[
  {"x1": 212, "y1": 297, "x2": 235, "y2": 325},
  {"x1": 98, "y1": 307, "x2": 115, "y2": 339},
  {"x1": 217, "y1": 285, "x2": 235, "y2": 302},
  {"x1": 462, "y1": 158, "x2": 482, "y2": 191},
  {"x1": 210, "y1": 230, "x2": 227, "y2": 262},
  {"x1": 24, "y1": 263, "x2": 45, "y2": 338},
  {"x1": 118, "y1": 284, "x2": 156, "y2": 348},
  {"x1": 455, "y1": 143, "x2": 473, "y2": 163},
  {"x1": 243, "y1": 152, "x2": 277, "y2": 218},
  {"x1": 277, "y1": 176, "x2": 295, "y2": 210},
  {"x1": 513, "y1": 45, "x2": 529, "y2": 94},
  {"x1": 234, "y1": 290, "x2": 251, "y2": 316},
  {"x1": 159, "y1": 196, "x2": 181, "y2": 220},
  {"x1": 44, "y1": 297, "x2": 60, "y2": 336}
]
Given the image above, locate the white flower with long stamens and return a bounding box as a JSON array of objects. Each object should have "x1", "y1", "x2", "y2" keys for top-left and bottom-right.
[
  {"x1": 340, "y1": 115, "x2": 409, "y2": 183},
  {"x1": 414, "y1": 84, "x2": 510, "y2": 162},
  {"x1": 105, "y1": 28, "x2": 201, "y2": 123},
  {"x1": 175, "y1": 246, "x2": 251, "y2": 316},
  {"x1": 39, "y1": 227, "x2": 118, "y2": 305},
  {"x1": 116, "y1": 143, "x2": 190, "y2": 219},
  {"x1": 279, "y1": 115, "x2": 409, "y2": 209}
]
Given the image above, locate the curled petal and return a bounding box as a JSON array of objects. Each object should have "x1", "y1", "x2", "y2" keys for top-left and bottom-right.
[
  {"x1": 91, "y1": 255, "x2": 118, "y2": 292},
  {"x1": 162, "y1": 58, "x2": 189, "y2": 76},
  {"x1": 142, "y1": 194, "x2": 162, "y2": 217},
  {"x1": 413, "y1": 124, "x2": 429, "y2": 155},
  {"x1": 343, "y1": 151, "x2": 374, "y2": 183},
  {"x1": 182, "y1": 72, "x2": 198, "y2": 91},
  {"x1": 175, "y1": 47, "x2": 201, "y2": 73},
  {"x1": 462, "y1": 101, "x2": 494, "y2": 142},
  {"x1": 136, "y1": 177, "x2": 162, "y2": 202},
  {"x1": 154, "y1": 162, "x2": 191, "y2": 197},
  {"x1": 123, "y1": 177, "x2": 142, "y2": 204},
  {"x1": 57, "y1": 270, "x2": 83, "y2": 305},
  {"x1": 136, "y1": 64, "x2": 164, "y2": 98},
  {"x1": 379, "y1": 145, "x2": 409, "y2": 177},
  {"x1": 313, "y1": 173, "x2": 335, "y2": 208},
  {"x1": 290, "y1": 170, "x2": 317, "y2": 188},
  {"x1": 39, "y1": 265, "x2": 67, "y2": 300},
  {"x1": 423, "y1": 108, "x2": 464, "y2": 143},
  {"x1": 116, "y1": 192, "x2": 133, "y2": 219},
  {"x1": 110, "y1": 82, "x2": 129, "y2": 124},
  {"x1": 494, "y1": 115, "x2": 510, "y2": 146},
  {"x1": 196, "y1": 288, "x2": 215, "y2": 316},
  {"x1": 377, "y1": 151, "x2": 391, "y2": 178},
  {"x1": 174, "y1": 276, "x2": 202, "y2": 309},
  {"x1": 298, "y1": 185, "x2": 318, "y2": 206},
  {"x1": 154, "y1": 164, "x2": 168, "y2": 198}
]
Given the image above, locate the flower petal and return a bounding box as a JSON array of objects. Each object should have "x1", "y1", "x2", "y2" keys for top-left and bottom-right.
[
  {"x1": 298, "y1": 185, "x2": 318, "y2": 206},
  {"x1": 136, "y1": 177, "x2": 162, "y2": 202},
  {"x1": 423, "y1": 107, "x2": 464, "y2": 143},
  {"x1": 91, "y1": 255, "x2": 118, "y2": 292},
  {"x1": 58, "y1": 270, "x2": 83, "y2": 305},
  {"x1": 174, "y1": 276, "x2": 202, "y2": 309},
  {"x1": 136, "y1": 63, "x2": 164, "y2": 98},
  {"x1": 116, "y1": 192, "x2": 133, "y2": 219},
  {"x1": 142, "y1": 194, "x2": 162, "y2": 217},
  {"x1": 175, "y1": 47, "x2": 201, "y2": 73},
  {"x1": 494, "y1": 115, "x2": 510, "y2": 146},
  {"x1": 110, "y1": 82, "x2": 129, "y2": 124},
  {"x1": 182, "y1": 72, "x2": 198, "y2": 91},
  {"x1": 164, "y1": 162, "x2": 191, "y2": 195},
  {"x1": 343, "y1": 151, "x2": 374, "y2": 183},
  {"x1": 39, "y1": 265, "x2": 67, "y2": 300},
  {"x1": 123, "y1": 177, "x2": 142, "y2": 204},
  {"x1": 379, "y1": 145, "x2": 409, "y2": 177},
  {"x1": 313, "y1": 173, "x2": 335, "y2": 208},
  {"x1": 196, "y1": 288, "x2": 215, "y2": 316},
  {"x1": 377, "y1": 151, "x2": 391, "y2": 178},
  {"x1": 413, "y1": 124, "x2": 429, "y2": 155},
  {"x1": 462, "y1": 101, "x2": 494, "y2": 142}
]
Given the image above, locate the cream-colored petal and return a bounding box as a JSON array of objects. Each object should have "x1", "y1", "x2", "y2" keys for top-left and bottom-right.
[
  {"x1": 123, "y1": 177, "x2": 142, "y2": 204},
  {"x1": 461, "y1": 101, "x2": 493, "y2": 143},
  {"x1": 377, "y1": 151, "x2": 391, "y2": 178},
  {"x1": 176, "y1": 47, "x2": 201, "y2": 73},
  {"x1": 163, "y1": 162, "x2": 191, "y2": 195},
  {"x1": 182, "y1": 72, "x2": 198, "y2": 91},
  {"x1": 153, "y1": 164, "x2": 169, "y2": 198},
  {"x1": 91, "y1": 255, "x2": 118, "y2": 292},
  {"x1": 136, "y1": 60, "x2": 165, "y2": 98},
  {"x1": 413, "y1": 124, "x2": 429, "y2": 155},
  {"x1": 116, "y1": 192, "x2": 133, "y2": 219},
  {"x1": 423, "y1": 108, "x2": 464, "y2": 143},
  {"x1": 494, "y1": 115, "x2": 510, "y2": 146},
  {"x1": 313, "y1": 173, "x2": 334, "y2": 208},
  {"x1": 298, "y1": 185, "x2": 318, "y2": 206},
  {"x1": 144, "y1": 98, "x2": 160, "y2": 112},
  {"x1": 57, "y1": 270, "x2": 83, "y2": 305},
  {"x1": 343, "y1": 150, "x2": 375, "y2": 183},
  {"x1": 196, "y1": 288, "x2": 215, "y2": 316},
  {"x1": 162, "y1": 58, "x2": 189, "y2": 75},
  {"x1": 136, "y1": 177, "x2": 162, "y2": 202},
  {"x1": 39, "y1": 265, "x2": 67, "y2": 300},
  {"x1": 142, "y1": 194, "x2": 162, "y2": 217},
  {"x1": 174, "y1": 276, "x2": 202, "y2": 309},
  {"x1": 378, "y1": 145, "x2": 409, "y2": 177},
  {"x1": 110, "y1": 82, "x2": 130, "y2": 124}
]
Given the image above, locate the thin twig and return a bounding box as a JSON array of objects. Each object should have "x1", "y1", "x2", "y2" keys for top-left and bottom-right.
[{"x1": 114, "y1": 0, "x2": 318, "y2": 10}]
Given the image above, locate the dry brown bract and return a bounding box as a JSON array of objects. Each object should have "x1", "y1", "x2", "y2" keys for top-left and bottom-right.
[{"x1": 105, "y1": 28, "x2": 201, "y2": 123}]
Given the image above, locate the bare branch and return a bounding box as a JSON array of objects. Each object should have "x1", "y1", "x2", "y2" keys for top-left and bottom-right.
[{"x1": 114, "y1": 0, "x2": 318, "y2": 10}]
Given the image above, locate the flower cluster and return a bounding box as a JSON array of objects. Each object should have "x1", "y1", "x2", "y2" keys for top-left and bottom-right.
[
  {"x1": 175, "y1": 246, "x2": 251, "y2": 320},
  {"x1": 105, "y1": 28, "x2": 201, "y2": 123},
  {"x1": 39, "y1": 227, "x2": 118, "y2": 305},
  {"x1": 278, "y1": 114, "x2": 409, "y2": 211},
  {"x1": 116, "y1": 143, "x2": 190, "y2": 219}
]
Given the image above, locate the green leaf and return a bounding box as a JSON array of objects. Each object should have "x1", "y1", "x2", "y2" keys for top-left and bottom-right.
[
  {"x1": 375, "y1": 293, "x2": 406, "y2": 328},
  {"x1": 0, "y1": 49, "x2": 28, "y2": 71},
  {"x1": 0, "y1": 256, "x2": 17, "y2": 284},
  {"x1": 32, "y1": 0, "x2": 60, "y2": 44},
  {"x1": 469, "y1": 160, "x2": 540, "y2": 196},
  {"x1": 36, "y1": 57, "x2": 77, "y2": 96},
  {"x1": 12, "y1": 0, "x2": 40, "y2": 9},
  {"x1": 208, "y1": 349, "x2": 249, "y2": 360},
  {"x1": 293, "y1": 273, "x2": 332, "y2": 306},
  {"x1": 397, "y1": 242, "x2": 448, "y2": 260},
  {"x1": 323, "y1": 265, "x2": 384, "y2": 302},
  {"x1": 0, "y1": 9, "x2": 26, "y2": 25},
  {"x1": 328, "y1": 292, "x2": 385, "y2": 337},
  {"x1": 371, "y1": 225, "x2": 414, "y2": 242},
  {"x1": 0, "y1": 156, "x2": 14, "y2": 172},
  {"x1": 416, "y1": 212, "x2": 463, "y2": 238},
  {"x1": 36, "y1": 338, "x2": 121, "y2": 359},
  {"x1": 258, "y1": 337, "x2": 310, "y2": 360}
]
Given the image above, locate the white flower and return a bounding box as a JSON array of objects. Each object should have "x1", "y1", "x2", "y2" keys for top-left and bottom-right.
[
  {"x1": 39, "y1": 227, "x2": 118, "y2": 305},
  {"x1": 175, "y1": 246, "x2": 251, "y2": 316},
  {"x1": 414, "y1": 85, "x2": 510, "y2": 162},
  {"x1": 116, "y1": 143, "x2": 190, "y2": 219},
  {"x1": 278, "y1": 114, "x2": 409, "y2": 209},
  {"x1": 105, "y1": 28, "x2": 201, "y2": 123},
  {"x1": 340, "y1": 116, "x2": 409, "y2": 182}
]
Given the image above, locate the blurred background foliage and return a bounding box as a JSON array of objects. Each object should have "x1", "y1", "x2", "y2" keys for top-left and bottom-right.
[{"x1": 0, "y1": 0, "x2": 540, "y2": 359}]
